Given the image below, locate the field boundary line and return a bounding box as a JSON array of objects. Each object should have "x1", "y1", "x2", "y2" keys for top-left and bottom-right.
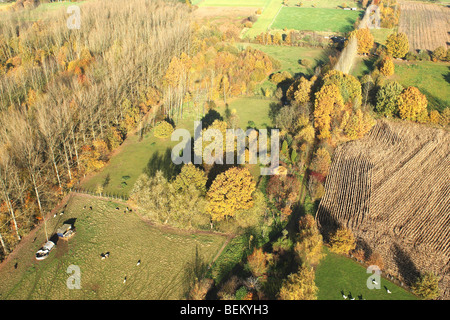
[{"x1": 267, "y1": 3, "x2": 283, "y2": 30}]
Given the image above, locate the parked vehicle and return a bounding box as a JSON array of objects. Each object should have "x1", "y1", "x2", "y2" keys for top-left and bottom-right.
[{"x1": 35, "y1": 241, "x2": 55, "y2": 261}]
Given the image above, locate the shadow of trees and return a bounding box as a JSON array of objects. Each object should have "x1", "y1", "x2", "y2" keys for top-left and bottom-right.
[
  {"x1": 392, "y1": 243, "x2": 420, "y2": 285},
  {"x1": 143, "y1": 147, "x2": 182, "y2": 180},
  {"x1": 182, "y1": 245, "x2": 209, "y2": 299}
]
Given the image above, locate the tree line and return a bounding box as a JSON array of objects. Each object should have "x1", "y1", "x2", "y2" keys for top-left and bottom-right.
[{"x1": 0, "y1": 0, "x2": 192, "y2": 259}]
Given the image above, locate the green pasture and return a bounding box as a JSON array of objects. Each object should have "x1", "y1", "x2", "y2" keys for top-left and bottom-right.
[{"x1": 0, "y1": 194, "x2": 226, "y2": 300}]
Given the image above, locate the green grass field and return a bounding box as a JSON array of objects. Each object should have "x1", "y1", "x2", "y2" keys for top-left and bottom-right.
[
  {"x1": 393, "y1": 61, "x2": 450, "y2": 112},
  {"x1": 82, "y1": 120, "x2": 194, "y2": 197},
  {"x1": 370, "y1": 28, "x2": 395, "y2": 45},
  {"x1": 0, "y1": 194, "x2": 226, "y2": 299},
  {"x1": 217, "y1": 97, "x2": 274, "y2": 130},
  {"x1": 316, "y1": 247, "x2": 417, "y2": 300},
  {"x1": 243, "y1": 43, "x2": 326, "y2": 76},
  {"x1": 271, "y1": 7, "x2": 362, "y2": 33},
  {"x1": 284, "y1": 0, "x2": 360, "y2": 8},
  {"x1": 244, "y1": 0, "x2": 282, "y2": 38}
]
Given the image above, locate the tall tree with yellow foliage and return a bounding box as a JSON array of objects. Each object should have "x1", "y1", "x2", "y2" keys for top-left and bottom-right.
[
  {"x1": 398, "y1": 86, "x2": 428, "y2": 121},
  {"x1": 314, "y1": 84, "x2": 344, "y2": 140},
  {"x1": 278, "y1": 266, "x2": 318, "y2": 300},
  {"x1": 207, "y1": 167, "x2": 256, "y2": 222}
]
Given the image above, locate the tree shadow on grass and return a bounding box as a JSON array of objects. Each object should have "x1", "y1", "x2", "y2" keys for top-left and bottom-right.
[
  {"x1": 143, "y1": 147, "x2": 182, "y2": 180},
  {"x1": 200, "y1": 109, "x2": 223, "y2": 130},
  {"x1": 182, "y1": 245, "x2": 209, "y2": 299}
]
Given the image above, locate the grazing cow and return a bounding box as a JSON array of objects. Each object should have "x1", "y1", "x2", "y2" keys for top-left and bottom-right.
[{"x1": 136, "y1": 260, "x2": 141, "y2": 266}]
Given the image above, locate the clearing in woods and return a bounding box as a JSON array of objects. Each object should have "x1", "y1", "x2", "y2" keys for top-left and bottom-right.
[
  {"x1": 398, "y1": 1, "x2": 450, "y2": 51},
  {"x1": 0, "y1": 194, "x2": 227, "y2": 299}
]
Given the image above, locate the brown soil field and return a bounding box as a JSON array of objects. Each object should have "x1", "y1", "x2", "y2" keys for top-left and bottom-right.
[
  {"x1": 193, "y1": 6, "x2": 255, "y2": 20},
  {"x1": 316, "y1": 120, "x2": 450, "y2": 299},
  {"x1": 398, "y1": 1, "x2": 450, "y2": 51}
]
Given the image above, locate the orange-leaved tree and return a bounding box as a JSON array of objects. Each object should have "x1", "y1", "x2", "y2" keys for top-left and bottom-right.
[
  {"x1": 207, "y1": 167, "x2": 256, "y2": 221},
  {"x1": 328, "y1": 227, "x2": 356, "y2": 255},
  {"x1": 398, "y1": 86, "x2": 428, "y2": 121},
  {"x1": 385, "y1": 32, "x2": 409, "y2": 59},
  {"x1": 354, "y1": 28, "x2": 374, "y2": 55},
  {"x1": 314, "y1": 84, "x2": 344, "y2": 139},
  {"x1": 379, "y1": 56, "x2": 395, "y2": 76},
  {"x1": 247, "y1": 247, "x2": 272, "y2": 279}
]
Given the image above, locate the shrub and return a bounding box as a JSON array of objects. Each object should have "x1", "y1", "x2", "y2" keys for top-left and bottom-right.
[
  {"x1": 248, "y1": 14, "x2": 258, "y2": 23},
  {"x1": 417, "y1": 50, "x2": 430, "y2": 61},
  {"x1": 153, "y1": 120, "x2": 174, "y2": 139},
  {"x1": 429, "y1": 110, "x2": 440, "y2": 125},
  {"x1": 405, "y1": 52, "x2": 417, "y2": 61},
  {"x1": 431, "y1": 46, "x2": 446, "y2": 62},
  {"x1": 366, "y1": 252, "x2": 384, "y2": 270},
  {"x1": 300, "y1": 58, "x2": 313, "y2": 68},
  {"x1": 411, "y1": 272, "x2": 441, "y2": 300},
  {"x1": 235, "y1": 286, "x2": 248, "y2": 300},
  {"x1": 244, "y1": 21, "x2": 253, "y2": 28}
]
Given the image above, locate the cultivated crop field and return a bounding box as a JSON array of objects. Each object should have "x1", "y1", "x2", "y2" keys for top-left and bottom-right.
[
  {"x1": 398, "y1": 1, "x2": 450, "y2": 51},
  {"x1": 271, "y1": 7, "x2": 362, "y2": 33},
  {"x1": 317, "y1": 120, "x2": 450, "y2": 299},
  {"x1": 0, "y1": 194, "x2": 227, "y2": 299}
]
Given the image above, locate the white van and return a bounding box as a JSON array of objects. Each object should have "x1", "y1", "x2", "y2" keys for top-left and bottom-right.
[{"x1": 35, "y1": 241, "x2": 55, "y2": 261}]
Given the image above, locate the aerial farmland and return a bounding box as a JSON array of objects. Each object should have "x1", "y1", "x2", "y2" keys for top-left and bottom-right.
[{"x1": 0, "y1": 0, "x2": 448, "y2": 309}]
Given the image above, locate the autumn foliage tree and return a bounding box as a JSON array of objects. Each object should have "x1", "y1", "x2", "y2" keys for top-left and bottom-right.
[
  {"x1": 328, "y1": 227, "x2": 356, "y2": 255},
  {"x1": 411, "y1": 272, "x2": 441, "y2": 300},
  {"x1": 310, "y1": 148, "x2": 331, "y2": 176},
  {"x1": 294, "y1": 215, "x2": 325, "y2": 268},
  {"x1": 173, "y1": 163, "x2": 208, "y2": 194},
  {"x1": 353, "y1": 28, "x2": 374, "y2": 55},
  {"x1": 314, "y1": 84, "x2": 343, "y2": 139},
  {"x1": 379, "y1": 56, "x2": 394, "y2": 76},
  {"x1": 278, "y1": 266, "x2": 318, "y2": 300},
  {"x1": 247, "y1": 247, "x2": 272, "y2": 279},
  {"x1": 385, "y1": 32, "x2": 409, "y2": 59},
  {"x1": 398, "y1": 86, "x2": 428, "y2": 121},
  {"x1": 206, "y1": 167, "x2": 256, "y2": 222}
]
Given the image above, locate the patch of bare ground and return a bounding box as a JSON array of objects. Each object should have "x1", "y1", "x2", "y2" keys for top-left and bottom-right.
[
  {"x1": 317, "y1": 120, "x2": 450, "y2": 299},
  {"x1": 192, "y1": 6, "x2": 255, "y2": 22}
]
